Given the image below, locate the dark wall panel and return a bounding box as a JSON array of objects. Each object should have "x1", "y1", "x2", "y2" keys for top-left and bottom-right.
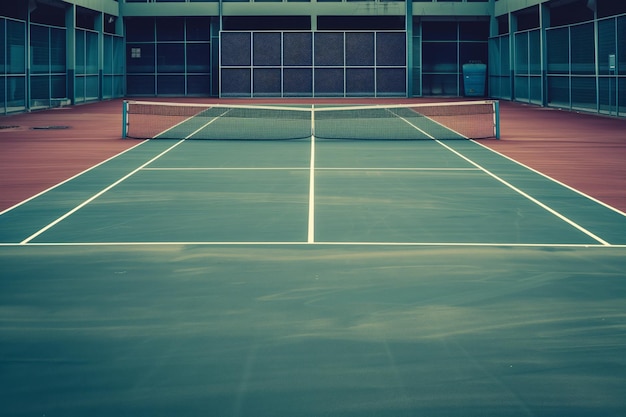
[{"x1": 221, "y1": 32, "x2": 250, "y2": 66}]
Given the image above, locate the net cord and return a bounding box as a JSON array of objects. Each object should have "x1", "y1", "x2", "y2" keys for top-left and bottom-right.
[{"x1": 124, "y1": 100, "x2": 497, "y2": 114}]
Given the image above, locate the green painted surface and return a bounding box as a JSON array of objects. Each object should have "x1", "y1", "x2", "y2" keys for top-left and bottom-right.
[{"x1": 2, "y1": 137, "x2": 626, "y2": 416}]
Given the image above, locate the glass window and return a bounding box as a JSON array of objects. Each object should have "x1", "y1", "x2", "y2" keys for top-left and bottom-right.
[
  {"x1": 30, "y1": 75, "x2": 49, "y2": 100},
  {"x1": 126, "y1": 18, "x2": 155, "y2": 42},
  {"x1": 459, "y1": 21, "x2": 489, "y2": 41},
  {"x1": 187, "y1": 17, "x2": 211, "y2": 41},
  {"x1": 104, "y1": 36, "x2": 114, "y2": 74},
  {"x1": 187, "y1": 75, "x2": 211, "y2": 95},
  {"x1": 570, "y1": 23, "x2": 595, "y2": 75},
  {"x1": 616, "y1": 16, "x2": 626, "y2": 74},
  {"x1": 422, "y1": 21, "x2": 457, "y2": 41},
  {"x1": 546, "y1": 27, "x2": 569, "y2": 74},
  {"x1": 157, "y1": 75, "x2": 185, "y2": 95},
  {"x1": 86, "y1": 31, "x2": 99, "y2": 74},
  {"x1": 51, "y1": 28, "x2": 66, "y2": 74},
  {"x1": 127, "y1": 43, "x2": 155, "y2": 73},
  {"x1": 571, "y1": 76, "x2": 596, "y2": 109},
  {"x1": 598, "y1": 18, "x2": 616, "y2": 75},
  {"x1": 422, "y1": 74, "x2": 458, "y2": 95},
  {"x1": 157, "y1": 18, "x2": 184, "y2": 42},
  {"x1": 0, "y1": 20, "x2": 5, "y2": 74},
  {"x1": 6, "y1": 20, "x2": 26, "y2": 74},
  {"x1": 529, "y1": 29, "x2": 541, "y2": 75},
  {"x1": 157, "y1": 44, "x2": 185, "y2": 73},
  {"x1": 186, "y1": 43, "x2": 211, "y2": 73},
  {"x1": 514, "y1": 32, "x2": 529, "y2": 75},
  {"x1": 422, "y1": 42, "x2": 457, "y2": 73},
  {"x1": 460, "y1": 42, "x2": 487, "y2": 69},
  {"x1": 0, "y1": 76, "x2": 5, "y2": 111},
  {"x1": 30, "y1": 25, "x2": 50, "y2": 75},
  {"x1": 127, "y1": 74, "x2": 155, "y2": 95}
]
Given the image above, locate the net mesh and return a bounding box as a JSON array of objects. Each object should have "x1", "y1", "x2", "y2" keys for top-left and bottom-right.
[{"x1": 124, "y1": 100, "x2": 498, "y2": 141}]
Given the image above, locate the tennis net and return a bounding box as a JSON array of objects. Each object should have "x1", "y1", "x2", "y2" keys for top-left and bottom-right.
[{"x1": 123, "y1": 100, "x2": 499, "y2": 141}]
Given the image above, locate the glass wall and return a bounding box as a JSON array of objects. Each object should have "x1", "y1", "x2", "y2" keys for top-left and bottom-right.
[
  {"x1": 75, "y1": 28, "x2": 99, "y2": 103},
  {"x1": 2, "y1": 6, "x2": 124, "y2": 113},
  {"x1": 513, "y1": 28, "x2": 541, "y2": 104},
  {"x1": 103, "y1": 34, "x2": 125, "y2": 99},
  {"x1": 489, "y1": 8, "x2": 625, "y2": 117},
  {"x1": 1, "y1": 17, "x2": 27, "y2": 114},
  {"x1": 609, "y1": 15, "x2": 626, "y2": 116},
  {"x1": 546, "y1": 17, "x2": 624, "y2": 115},
  {"x1": 420, "y1": 20, "x2": 489, "y2": 96},
  {"x1": 29, "y1": 23, "x2": 66, "y2": 109},
  {"x1": 411, "y1": 20, "x2": 421, "y2": 96},
  {"x1": 126, "y1": 16, "x2": 214, "y2": 96},
  {"x1": 488, "y1": 34, "x2": 511, "y2": 99}
]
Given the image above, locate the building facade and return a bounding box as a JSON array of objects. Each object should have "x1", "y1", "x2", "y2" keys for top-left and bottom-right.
[{"x1": 1, "y1": 0, "x2": 625, "y2": 116}]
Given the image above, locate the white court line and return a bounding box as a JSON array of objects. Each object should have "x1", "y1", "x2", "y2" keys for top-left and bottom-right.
[
  {"x1": 142, "y1": 167, "x2": 480, "y2": 171},
  {"x1": 435, "y1": 140, "x2": 611, "y2": 246},
  {"x1": 308, "y1": 108, "x2": 316, "y2": 243},
  {"x1": 0, "y1": 139, "x2": 149, "y2": 216},
  {"x1": 3, "y1": 241, "x2": 624, "y2": 248},
  {"x1": 19, "y1": 108, "x2": 233, "y2": 244},
  {"x1": 471, "y1": 139, "x2": 626, "y2": 218},
  {"x1": 19, "y1": 140, "x2": 188, "y2": 244},
  {"x1": 143, "y1": 167, "x2": 309, "y2": 171},
  {"x1": 387, "y1": 110, "x2": 614, "y2": 246}
]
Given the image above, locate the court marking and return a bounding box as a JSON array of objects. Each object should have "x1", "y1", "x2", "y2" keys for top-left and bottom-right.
[
  {"x1": 18, "y1": 139, "x2": 187, "y2": 245},
  {"x1": 435, "y1": 139, "x2": 611, "y2": 246},
  {"x1": 471, "y1": 139, "x2": 626, "y2": 218},
  {"x1": 142, "y1": 167, "x2": 480, "y2": 171},
  {"x1": 2, "y1": 241, "x2": 624, "y2": 248},
  {"x1": 7, "y1": 135, "x2": 618, "y2": 246},
  {"x1": 3, "y1": 103, "x2": 621, "y2": 248},
  {"x1": 308, "y1": 130, "x2": 316, "y2": 243},
  {"x1": 0, "y1": 139, "x2": 149, "y2": 216}
]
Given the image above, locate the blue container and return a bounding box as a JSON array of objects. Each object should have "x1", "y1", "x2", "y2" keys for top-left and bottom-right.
[{"x1": 462, "y1": 62, "x2": 487, "y2": 97}]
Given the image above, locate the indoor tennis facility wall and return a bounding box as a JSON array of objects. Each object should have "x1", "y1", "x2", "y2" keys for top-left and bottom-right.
[{"x1": 1, "y1": 0, "x2": 625, "y2": 118}]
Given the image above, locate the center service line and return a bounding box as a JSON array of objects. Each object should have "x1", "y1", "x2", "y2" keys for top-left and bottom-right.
[{"x1": 307, "y1": 105, "x2": 316, "y2": 243}]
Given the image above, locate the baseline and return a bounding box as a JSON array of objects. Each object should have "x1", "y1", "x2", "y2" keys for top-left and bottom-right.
[{"x1": 2, "y1": 241, "x2": 624, "y2": 248}]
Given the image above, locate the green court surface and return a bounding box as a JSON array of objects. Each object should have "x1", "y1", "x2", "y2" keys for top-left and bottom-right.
[{"x1": 1, "y1": 137, "x2": 626, "y2": 416}]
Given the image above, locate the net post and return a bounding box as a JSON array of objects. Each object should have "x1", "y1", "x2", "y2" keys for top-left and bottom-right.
[
  {"x1": 493, "y1": 100, "x2": 500, "y2": 139},
  {"x1": 122, "y1": 100, "x2": 128, "y2": 139}
]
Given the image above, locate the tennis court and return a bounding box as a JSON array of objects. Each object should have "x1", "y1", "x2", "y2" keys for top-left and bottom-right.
[{"x1": 1, "y1": 101, "x2": 626, "y2": 416}]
